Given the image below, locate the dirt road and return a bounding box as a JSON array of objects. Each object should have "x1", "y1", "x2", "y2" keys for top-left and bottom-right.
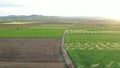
[{"x1": 61, "y1": 30, "x2": 75, "y2": 68}]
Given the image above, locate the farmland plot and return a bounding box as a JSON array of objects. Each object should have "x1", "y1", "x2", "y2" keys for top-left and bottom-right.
[
  {"x1": 0, "y1": 62, "x2": 65, "y2": 68},
  {"x1": 66, "y1": 25, "x2": 120, "y2": 68},
  {"x1": 0, "y1": 24, "x2": 70, "y2": 68},
  {"x1": 0, "y1": 38, "x2": 65, "y2": 68},
  {"x1": 0, "y1": 24, "x2": 69, "y2": 38}
]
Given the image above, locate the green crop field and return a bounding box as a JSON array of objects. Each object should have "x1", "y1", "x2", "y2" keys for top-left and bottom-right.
[
  {"x1": 1, "y1": 21, "x2": 120, "y2": 68},
  {"x1": 66, "y1": 24, "x2": 120, "y2": 68},
  {"x1": 0, "y1": 24, "x2": 69, "y2": 38}
]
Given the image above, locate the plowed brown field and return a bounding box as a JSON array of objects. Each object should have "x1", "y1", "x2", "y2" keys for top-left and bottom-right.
[{"x1": 0, "y1": 38, "x2": 66, "y2": 68}]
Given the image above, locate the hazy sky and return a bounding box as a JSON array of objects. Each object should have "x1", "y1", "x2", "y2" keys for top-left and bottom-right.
[{"x1": 0, "y1": 0, "x2": 120, "y2": 18}]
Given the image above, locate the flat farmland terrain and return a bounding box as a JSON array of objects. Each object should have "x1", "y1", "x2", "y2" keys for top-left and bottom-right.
[
  {"x1": 0, "y1": 38, "x2": 66, "y2": 68},
  {"x1": 0, "y1": 38, "x2": 62, "y2": 62},
  {"x1": 0, "y1": 62, "x2": 65, "y2": 68},
  {"x1": 0, "y1": 21, "x2": 72, "y2": 28},
  {"x1": 66, "y1": 24, "x2": 120, "y2": 68},
  {"x1": 0, "y1": 24, "x2": 70, "y2": 38},
  {"x1": 0, "y1": 23, "x2": 71, "y2": 68}
]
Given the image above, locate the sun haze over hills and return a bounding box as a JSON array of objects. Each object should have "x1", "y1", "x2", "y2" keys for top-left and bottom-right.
[{"x1": 0, "y1": 0, "x2": 120, "y2": 19}]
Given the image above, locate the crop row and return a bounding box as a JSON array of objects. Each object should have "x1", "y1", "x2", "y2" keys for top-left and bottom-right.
[
  {"x1": 76, "y1": 62, "x2": 120, "y2": 68},
  {"x1": 66, "y1": 30, "x2": 120, "y2": 33},
  {"x1": 66, "y1": 42, "x2": 120, "y2": 50}
]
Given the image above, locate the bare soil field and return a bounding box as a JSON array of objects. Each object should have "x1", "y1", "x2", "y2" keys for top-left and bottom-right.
[
  {"x1": 0, "y1": 38, "x2": 66, "y2": 68},
  {"x1": 0, "y1": 62, "x2": 65, "y2": 68}
]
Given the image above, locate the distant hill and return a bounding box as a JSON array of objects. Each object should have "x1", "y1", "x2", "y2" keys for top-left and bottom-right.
[
  {"x1": 0, "y1": 15, "x2": 64, "y2": 22},
  {"x1": 0, "y1": 15, "x2": 113, "y2": 23}
]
